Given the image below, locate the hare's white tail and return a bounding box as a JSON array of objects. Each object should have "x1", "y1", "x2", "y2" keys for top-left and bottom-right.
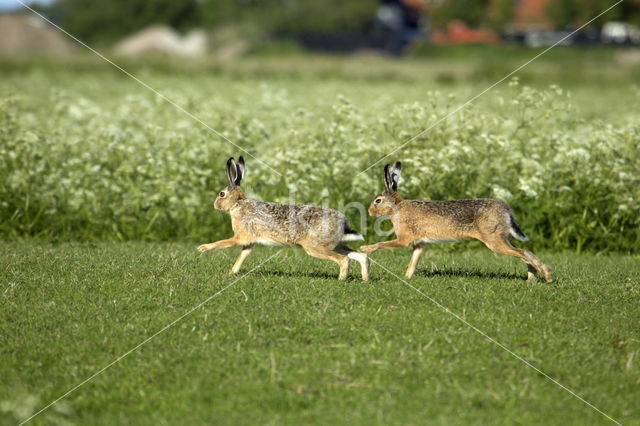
[
  {"x1": 341, "y1": 223, "x2": 364, "y2": 242},
  {"x1": 507, "y1": 212, "x2": 529, "y2": 242}
]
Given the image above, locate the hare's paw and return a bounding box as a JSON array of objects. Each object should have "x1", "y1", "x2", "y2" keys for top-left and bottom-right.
[
  {"x1": 197, "y1": 244, "x2": 213, "y2": 252},
  {"x1": 360, "y1": 244, "x2": 376, "y2": 254}
]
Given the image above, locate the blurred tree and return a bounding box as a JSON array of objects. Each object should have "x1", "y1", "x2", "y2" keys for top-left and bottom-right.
[
  {"x1": 431, "y1": 0, "x2": 492, "y2": 29},
  {"x1": 276, "y1": 0, "x2": 378, "y2": 33},
  {"x1": 46, "y1": 0, "x2": 380, "y2": 42},
  {"x1": 47, "y1": 0, "x2": 201, "y2": 43},
  {"x1": 547, "y1": 0, "x2": 578, "y2": 28},
  {"x1": 195, "y1": 0, "x2": 258, "y2": 29},
  {"x1": 198, "y1": 0, "x2": 378, "y2": 34},
  {"x1": 547, "y1": 0, "x2": 638, "y2": 28},
  {"x1": 488, "y1": 0, "x2": 515, "y2": 30},
  {"x1": 430, "y1": 0, "x2": 518, "y2": 30},
  {"x1": 624, "y1": 0, "x2": 640, "y2": 25}
]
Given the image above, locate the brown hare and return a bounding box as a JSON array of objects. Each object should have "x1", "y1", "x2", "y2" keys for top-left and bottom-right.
[
  {"x1": 197, "y1": 157, "x2": 370, "y2": 280},
  {"x1": 361, "y1": 162, "x2": 553, "y2": 282}
]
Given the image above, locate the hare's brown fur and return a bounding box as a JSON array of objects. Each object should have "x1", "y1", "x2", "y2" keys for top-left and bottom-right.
[
  {"x1": 197, "y1": 157, "x2": 369, "y2": 280},
  {"x1": 361, "y1": 163, "x2": 553, "y2": 282}
]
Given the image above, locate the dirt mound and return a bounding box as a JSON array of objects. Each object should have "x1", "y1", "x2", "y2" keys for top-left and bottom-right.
[
  {"x1": 0, "y1": 13, "x2": 75, "y2": 54},
  {"x1": 113, "y1": 25, "x2": 207, "y2": 57}
]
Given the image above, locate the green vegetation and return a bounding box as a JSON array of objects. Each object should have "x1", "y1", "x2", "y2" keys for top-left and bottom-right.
[
  {"x1": 39, "y1": 0, "x2": 640, "y2": 45},
  {"x1": 1, "y1": 53, "x2": 638, "y2": 251},
  {"x1": 546, "y1": 0, "x2": 640, "y2": 28},
  {"x1": 43, "y1": 0, "x2": 380, "y2": 44},
  {"x1": 1, "y1": 242, "x2": 638, "y2": 424}
]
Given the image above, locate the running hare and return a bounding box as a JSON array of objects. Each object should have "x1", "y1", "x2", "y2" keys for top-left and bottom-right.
[
  {"x1": 361, "y1": 162, "x2": 553, "y2": 282},
  {"x1": 197, "y1": 157, "x2": 370, "y2": 280}
]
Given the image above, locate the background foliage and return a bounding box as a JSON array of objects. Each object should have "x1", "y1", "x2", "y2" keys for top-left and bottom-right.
[
  {"x1": 42, "y1": 0, "x2": 379, "y2": 43},
  {"x1": 0, "y1": 55, "x2": 638, "y2": 252},
  {"x1": 37, "y1": 0, "x2": 640, "y2": 44}
]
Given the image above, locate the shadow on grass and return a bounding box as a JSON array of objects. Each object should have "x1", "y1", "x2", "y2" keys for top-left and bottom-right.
[
  {"x1": 415, "y1": 268, "x2": 524, "y2": 281},
  {"x1": 250, "y1": 265, "x2": 524, "y2": 282},
  {"x1": 254, "y1": 268, "x2": 384, "y2": 282},
  {"x1": 257, "y1": 269, "x2": 343, "y2": 280}
]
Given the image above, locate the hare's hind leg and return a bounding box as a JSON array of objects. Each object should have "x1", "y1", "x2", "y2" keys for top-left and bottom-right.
[
  {"x1": 337, "y1": 247, "x2": 370, "y2": 281},
  {"x1": 303, "y1": 245, "x2": 350, "y2": 280},
  {"x1": 350, "y1": 252, "x2": 370, "y2": 281},
  {"x1": 481, "y1": 236, "x2": 553, "y2": 283},
  {"x1": 231, "y1": 244, "x2": 254, "y2": 274},
  {"x1": 405, "y1": 242, "x2": 427, "y2": 279}
]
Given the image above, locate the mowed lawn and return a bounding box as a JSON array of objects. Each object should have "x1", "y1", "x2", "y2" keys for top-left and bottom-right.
[{"x1": 1, "y1": 242, "x2": 638, "y2": 425}]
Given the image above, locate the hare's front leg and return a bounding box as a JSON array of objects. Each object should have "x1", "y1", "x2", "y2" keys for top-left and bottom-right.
[
  {"x1": 230, "y1": 245, "x2": 254, "y2": 274},
  {"x1": 197, "y1": 236, "x2": 243, "y2": 252},
  {"x1": 405, "y1": 243, "x2": 427, "y2": 279},
  {"x1": 361, "y1": 239, "x2": 408, "y2": 254}
]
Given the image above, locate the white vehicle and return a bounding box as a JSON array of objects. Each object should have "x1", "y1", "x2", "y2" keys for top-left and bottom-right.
[{"x1": 601, "y1": 22, "x2": 640, "y2": 44}]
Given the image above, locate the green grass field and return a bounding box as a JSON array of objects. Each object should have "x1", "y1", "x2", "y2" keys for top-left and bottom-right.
[
  {"x1": 1, "y1": 47, "x2": 639, "y2": 425},
  {"x1": 1, "y1": 242, "x2": 638, "y2": 425}
]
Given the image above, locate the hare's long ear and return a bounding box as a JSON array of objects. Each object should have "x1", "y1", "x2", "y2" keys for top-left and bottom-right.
[
  {"x1": 226, "y1": 157, "x2": 238, "y2": 187},
  {"x1": 383, "y1": 164, "x2": 393, "y2": 194},
  {"x1": 390, "y1": 161, "x2": 402, "y2": 192},
  {"x1": 235, "y1": 156, "x2": 245, "y2": 186}
]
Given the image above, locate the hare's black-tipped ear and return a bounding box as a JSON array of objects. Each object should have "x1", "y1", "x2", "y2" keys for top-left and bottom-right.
[
  {"x1": 390, "y1": 161, "x2": 402, "y2": 192},
  {"x1": 235, "y1": 156, "x2": 245, "y2": 186},
  {"x1": 383, "y1": 164, "x2": 393, "y2": 193},
  {"x1": 226, "y1": 157, "x2": 238, "y2": 187}
]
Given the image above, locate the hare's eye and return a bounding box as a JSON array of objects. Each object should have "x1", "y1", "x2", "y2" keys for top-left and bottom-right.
[
  {"x1": 219, "y1": 191, "x2": 226, "y2": 198},
  {"x1": 375, "y1": 198, "x2": 382, "y2": 204}
]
